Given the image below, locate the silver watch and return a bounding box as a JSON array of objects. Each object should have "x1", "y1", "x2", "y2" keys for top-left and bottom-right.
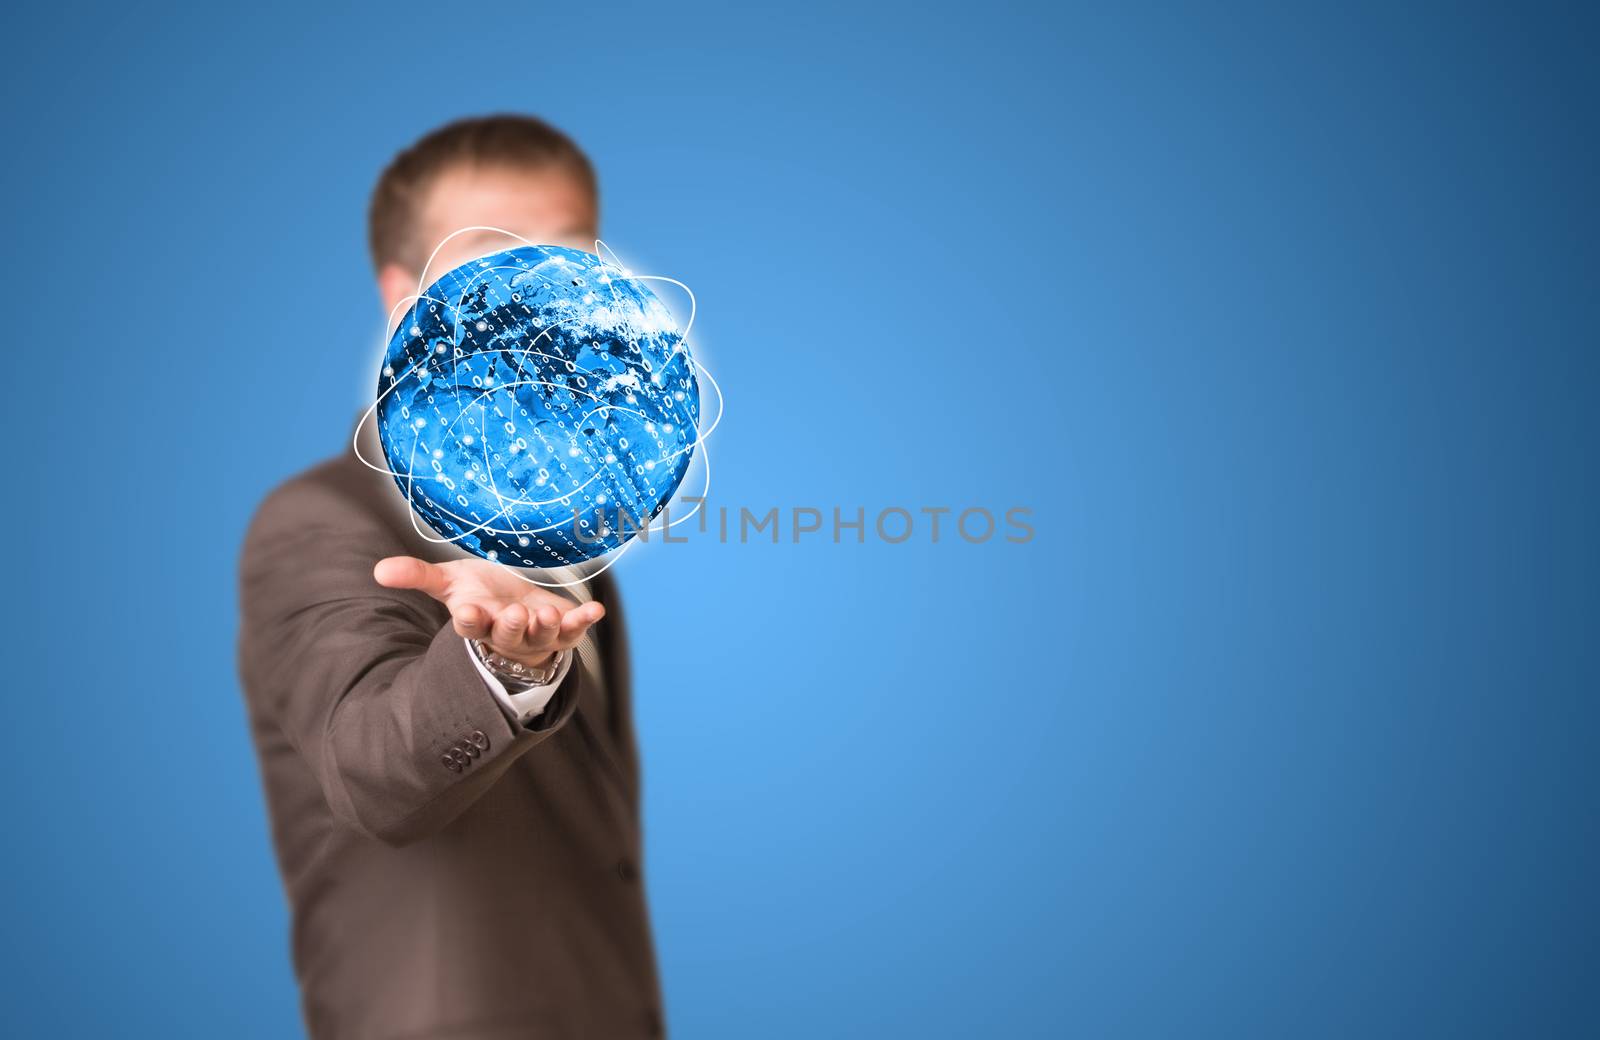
[{"x1": 471, "y1": 640, "x2": 565, "y2": 688}]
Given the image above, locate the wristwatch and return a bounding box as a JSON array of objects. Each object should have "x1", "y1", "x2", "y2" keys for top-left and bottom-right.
[{"x1": 470, "y1": 640, "x2": 566, "y2": 690}]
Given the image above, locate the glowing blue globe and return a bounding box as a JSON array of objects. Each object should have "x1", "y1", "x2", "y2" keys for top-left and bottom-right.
[{"x1": 376, "y1": 245, "x2": 700, "y2": 567}]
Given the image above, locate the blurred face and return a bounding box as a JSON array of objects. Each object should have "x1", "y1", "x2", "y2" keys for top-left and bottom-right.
[{"x1": 378, "y1": 161, "x2": 598, "y2": 321}]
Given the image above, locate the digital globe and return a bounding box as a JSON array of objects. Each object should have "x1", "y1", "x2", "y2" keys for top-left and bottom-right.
[{"x1": 376, "y1": 244, "x2": 701, "y2": 567}]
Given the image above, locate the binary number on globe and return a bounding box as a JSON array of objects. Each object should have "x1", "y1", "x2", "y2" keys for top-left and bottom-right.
[{"x1": 376, "y1": 245, "x2": 700, "y2": 567}]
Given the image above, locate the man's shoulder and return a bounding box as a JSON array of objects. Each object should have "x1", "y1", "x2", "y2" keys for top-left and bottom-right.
[{"x1": 245, "y1": 450, "x2": 392, "y2": 550}]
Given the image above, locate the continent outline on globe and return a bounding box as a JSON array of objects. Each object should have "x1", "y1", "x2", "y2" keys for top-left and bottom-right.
[{"x1": 373, "y1": 243, "x2": 702, "y2": 568}]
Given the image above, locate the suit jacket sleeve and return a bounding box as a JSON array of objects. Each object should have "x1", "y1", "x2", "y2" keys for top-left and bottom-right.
[{"x1": 238, "y1": 475, "x2": 582, "y2": 846}]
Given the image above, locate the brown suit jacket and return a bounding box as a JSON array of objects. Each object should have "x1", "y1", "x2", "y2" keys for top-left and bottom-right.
[{"x1": 238, "y1": 437, "x2": 663, "y2": 1039}]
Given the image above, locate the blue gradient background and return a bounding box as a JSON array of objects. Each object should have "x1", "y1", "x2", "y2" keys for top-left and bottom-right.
[{"x1": 3, "y1": 3, "x2": 1596, "y2": 1037}]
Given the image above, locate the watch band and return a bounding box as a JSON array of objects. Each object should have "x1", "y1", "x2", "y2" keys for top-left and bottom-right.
[{"x1": 470, "y1": 640, "x2": 566, "y2": 689}]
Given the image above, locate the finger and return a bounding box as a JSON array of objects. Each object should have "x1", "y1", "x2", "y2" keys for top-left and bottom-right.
[
  {"x1": 525, "y1": 605, "x2": 562, "y2": 649},
  {"x1": 490, "y1": 602, "x2": 531, "y2": 652},
  {"x1": 374, "y1": 556, "x2": 451, "y2": 599},
  {"x1": 556, "y1": 602, "x2": 606, "y2": 648},
  {"x1": 451, "y1": 603, "x2": 490, "y2": 639}
]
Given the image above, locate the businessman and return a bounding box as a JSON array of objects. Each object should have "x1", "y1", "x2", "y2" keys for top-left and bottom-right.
[{"x1": 239, "y1": 115, "x2": 664, "y2": 1039}]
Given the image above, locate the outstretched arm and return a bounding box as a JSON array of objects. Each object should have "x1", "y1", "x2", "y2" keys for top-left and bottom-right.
[{"x1": 239, "y1": 484, "x2": 603, "y2": 846}]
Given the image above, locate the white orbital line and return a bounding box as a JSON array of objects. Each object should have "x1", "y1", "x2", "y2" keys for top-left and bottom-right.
[
  {"x1": 400, "y1": 430, "x2": 531, "y2": 549},
  {"x1": 572, "y1": 402, "x2": 652, "y2": 428},
  {"x1": 420, "y1": 447, "x2": 609, "y2": 531},
  {"x1": 398, "y1": 372, "x2": 634, "y2": 509},
  {"x1": 427, "y1": 238, "x2": 584, "y2": 401},
  {"x1": 646, "y1": 350, "x2": 721, "y2": 531},
  {"x1": 471, "y1": 399, "x2": 521, "y2": 539},
  {"x1": 594, "y1": 241, "x2": 699, "y2": 377},
  {"x1": 593, "y1": 239, "x2": 627, "y2": 272},
  {"x1": 475, "y1": 400, "x2": 554, "y2": 557},
  {"x1": 413, "y1": 226, "x2": 540, "y2": 306},
  {"x1": 375, "y1": 353, "x2": 710, "y2": 531},
  {"x1": 685, "y1": 355, "x2": 725, "y2": 442},
  {"x1": 591, "y1": 242, "x2": 695, "y2": 342},
  {"x1": 353, "y1": 292, "x2": 457, "y2": 476},
  {"x1": 634, "y1": 273, "x2": 696, "y2": 336},
  {"x1": 651, "y1": 358, "x2": 718, "y2": 531},
  {"x1": 400, "y1": 434, "x2": 469, "y2": 547},
  {"x1": 660, "y1": 438, "x2": 711, "y2": 530},
  {"x1": 472, "y1": 397, "x2": 595, "y2": 531}
]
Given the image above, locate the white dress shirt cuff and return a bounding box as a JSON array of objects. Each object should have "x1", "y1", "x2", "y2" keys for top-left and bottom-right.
[{"x1": 465, "y1": 640, "x2": 573, "y2": 724}]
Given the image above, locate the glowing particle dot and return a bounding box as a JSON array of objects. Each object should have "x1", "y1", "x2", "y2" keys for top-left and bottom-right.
[
  {"x1": 463, "y1": 435, "x2": 475, "y2": 445},
  {"x1": 432, "y1": 449, "x2": 443, "y2": 459},
  {"x1": 475, "y1": 321, "x2": 488, "y2": 331},
  {"x1": 568, "y1": 446, "x2": 580, "y2": 457}
]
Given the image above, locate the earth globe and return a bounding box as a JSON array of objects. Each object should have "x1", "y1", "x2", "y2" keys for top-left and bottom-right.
[{"x1": 375, "y1": 244, "x2": 701, "y2": 567}]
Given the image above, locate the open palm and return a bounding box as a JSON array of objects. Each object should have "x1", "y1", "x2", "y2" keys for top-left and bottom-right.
[{"x1": 374, "y1": 556, "x2": 604, "y2": 668}]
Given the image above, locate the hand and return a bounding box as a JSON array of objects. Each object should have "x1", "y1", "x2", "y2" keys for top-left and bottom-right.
[{"x1": 373, "y1": 556, "x2": 605, "y2": 669}]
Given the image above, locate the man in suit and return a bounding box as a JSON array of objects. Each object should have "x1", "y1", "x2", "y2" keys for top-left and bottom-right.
[{"x1": 239, "y1": 115, "x2": 664, "y2": 1039}]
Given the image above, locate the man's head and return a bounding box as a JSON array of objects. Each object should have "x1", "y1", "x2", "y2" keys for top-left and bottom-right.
[{"x1": 369, "y1": 114, "x2": 600, "y2": 318}]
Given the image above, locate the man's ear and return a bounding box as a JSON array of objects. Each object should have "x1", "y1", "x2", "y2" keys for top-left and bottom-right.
[{"x1": 378, "y1": 263, "x2": 419, "y2": 325}]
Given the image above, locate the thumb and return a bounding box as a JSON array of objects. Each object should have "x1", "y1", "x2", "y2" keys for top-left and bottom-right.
[{"x1": 374, "y1": 556, "x2": 451, "y2": 600}]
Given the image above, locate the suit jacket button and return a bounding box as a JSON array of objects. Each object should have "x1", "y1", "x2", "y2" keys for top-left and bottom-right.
[
  {"x1": 616, "y1": 858, "x2": 639, "y2": 882},
  {"x1": 468, "y1": 730, "x2": 490, "y2": 752},
  {"x1": 442, "y1": 753, "x2": 462, "y2": 773}
]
